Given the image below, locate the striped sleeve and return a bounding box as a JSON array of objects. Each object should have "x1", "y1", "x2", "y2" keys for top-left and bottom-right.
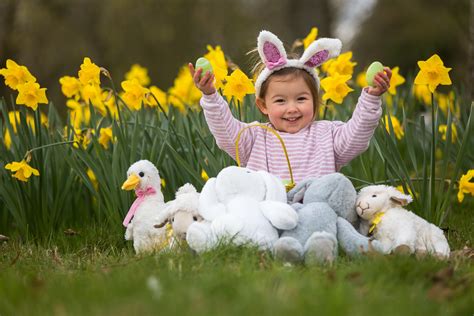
[
  {"x1": 200, "y1": 92, "x2": 256, "y2": 164},
  {"x1": 332, "y1": 89, "x2": 382, "y2": 169}
]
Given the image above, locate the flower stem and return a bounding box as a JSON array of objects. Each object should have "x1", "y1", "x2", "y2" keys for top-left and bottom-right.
[{"x1": 23, "y1": 141, "x2": 77, "y2": 161}]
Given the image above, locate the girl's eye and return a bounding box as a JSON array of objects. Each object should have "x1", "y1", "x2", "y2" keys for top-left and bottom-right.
[
  {"x1": 298, "y1": 97, "x2": 307, "y2": 101},
  {"x1": 275, "y1": 99, "x2": 285, "y2": 103}
]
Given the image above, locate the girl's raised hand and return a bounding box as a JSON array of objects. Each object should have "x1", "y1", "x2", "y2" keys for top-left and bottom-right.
[
  {"x1": 188, "y1": 63, "x2": 216, "y2": 95},
  {"x1": 367, "y1": 67, "x2": 392, "y2": 96}
]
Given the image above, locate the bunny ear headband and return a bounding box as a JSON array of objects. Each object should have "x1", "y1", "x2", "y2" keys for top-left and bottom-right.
[{"x1": 255, "y1": 30, "x2": 342, "y2": 96}]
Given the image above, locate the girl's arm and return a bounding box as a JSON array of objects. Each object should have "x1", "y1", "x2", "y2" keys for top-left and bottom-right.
[
  {"x1": 189, "y1": 63, "x2": 255, "y2": 164},
  {"x1": 332, "y1": 68, "x2": 391, "y2": 169},
  {"x1": 200, "y1": 92, "x2": 255, "y2": 164}
]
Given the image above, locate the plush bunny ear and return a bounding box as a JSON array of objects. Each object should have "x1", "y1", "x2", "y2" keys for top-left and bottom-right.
[
  {"x1": 257, "y1": 171, "x2": 287, "y2": 203},
  {"x1": 257, "y1": 30, "x2": 287, "y2": 70},
  {"x1": 300, "y1": 38, "x2": 342, "y2": 68}
]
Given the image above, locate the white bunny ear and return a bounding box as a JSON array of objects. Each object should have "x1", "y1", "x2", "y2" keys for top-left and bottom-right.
[
  {"x1": 300, "y1": 38, "x2": 342, "y2": 68},
  {"x1": 257, "y1": 170, "x2": 287, "y2": 203},
  {"x1": 257, "y1": 30, "x2": 288, "y2": 70}
]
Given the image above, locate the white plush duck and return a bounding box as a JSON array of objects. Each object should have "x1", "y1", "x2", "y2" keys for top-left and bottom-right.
[{"x1": 122, "y1": 160, "x2": 170, "y2": 254}]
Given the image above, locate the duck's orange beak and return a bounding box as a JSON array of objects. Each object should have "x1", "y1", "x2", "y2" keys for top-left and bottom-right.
[{"x1": 121, "y1": 173, "x2": 140, "y2": 191}]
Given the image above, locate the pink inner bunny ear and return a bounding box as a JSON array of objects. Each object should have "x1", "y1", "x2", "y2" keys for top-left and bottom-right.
[
  {"x1": 263, "y1": 42, "x2": 286, "y2": 70},
  {"x1": 305, "y1": 50, "x2": 329, "y2": 68}
]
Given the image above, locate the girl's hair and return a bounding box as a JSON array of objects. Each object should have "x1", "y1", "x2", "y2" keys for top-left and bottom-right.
[{"x1": 248, "y1": 49, "x2": 322, "y2": 119}]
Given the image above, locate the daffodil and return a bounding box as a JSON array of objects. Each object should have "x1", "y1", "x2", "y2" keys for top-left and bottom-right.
[
  {"x1": 384, "y1": 115, "x2": 404, "y2": 139},
  {"x1": 320, "y1": 74, "x2": 353, "y2": 104},
  {"x1": 356, "y1": 71, "x2": 368, "y2": 88},
  {"x1": 81, "y1": 83, "x2": 106, "y2": 115},
  {"x1": 204, "y1": 45, "x2": 228, "y2": 90},
  {"x1": 147, "y1": 86, "x2": 168, "y2": 111},
  {"x1": 86, "y1": 168, "x2": 98, "y2": 191},
  {"x1": 72, "y1": 128, "x2": 93, "y2": 149},
  {"x1": 121, "y1": 79, "x2": 150, "y2": 111},
  {"x1": 396, "y1": 185, "x2": 418, "y2": 198},
  {"x1": 3, "y1": 130, "x2": 12, "y2": 149},
  {"x1": 323, "y1": 52, "x2": 357, "y2": 76},
  {"x1": 0, "y1": 59, "x2": 36, "y2": 90},
  {"x1": 16, "y1": 82, "x2": 48, "y2": 110},
  {"x1": 303, "y1": 27, "x2": 318, "y2": 49},
  {"x1": 222, "y1": 69, "x2": 255, "y2": 103},
  {"x1": 67, "y1": 99, "x2": 91, "y2": 128},
  {"x1": 59, "y1": 76, "x2": 82, "y2": 100},
  {"x1": 438, "y1": 123, "x2": 457, "y2": 143},
  {"x1": 5, "y1": 159, "x2": 40, "y2": 182},
  {"x1": 98, "y1": 127, "x2": 114, "y2": 149},
  {"x1": 388, "y1": 67, "x2": 405, "y2": 95},
  {"x1": 436, "y1": 91, "x2": 459, "y2": 118},
  {"x1": 78, "y1": 57, "x2": 101, "y2": 86},
  {"x1": 161, "y1": 178, "x2": 166, "y2": 188},
  {"x1": 125, "y1": 64, "x2": 150, "y2": 87},
  {"x1": 413, "y1": 84, "x2": 432, "y2": 106},
  {"x1": 457, "y1": 170, "x2": 474, "y2": 203},
  {"x1": 201, "y1": 169, "x2": 209, "y2": 181},
  {"x1": 414, "y1": 54, "x2": 451, "y2": 93},
  {"x1": 168, "y1": 65, "x2": 201, "y2": 112}
]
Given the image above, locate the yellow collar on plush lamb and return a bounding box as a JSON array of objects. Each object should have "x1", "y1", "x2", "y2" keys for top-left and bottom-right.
[
  {"x1": 369, "y1": 212, "x2": 386, "y2": 234},
  {"x1": 255, "y1": 30, "x2": 342, "y2": 96}
]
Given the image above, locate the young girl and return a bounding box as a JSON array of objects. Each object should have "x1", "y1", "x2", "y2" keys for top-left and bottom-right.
[{"x1": 189, "y1": 31, "x2": 392, "y2": 185}]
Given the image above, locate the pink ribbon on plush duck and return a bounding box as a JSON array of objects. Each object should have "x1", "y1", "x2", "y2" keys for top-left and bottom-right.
[{"x1": 122, "y1": 187, "x2": 157, "y2": 227}]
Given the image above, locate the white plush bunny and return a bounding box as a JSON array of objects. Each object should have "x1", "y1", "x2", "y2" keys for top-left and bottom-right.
[{"x1": 186, "y1": 166, "x2": 299, "y2": 253}]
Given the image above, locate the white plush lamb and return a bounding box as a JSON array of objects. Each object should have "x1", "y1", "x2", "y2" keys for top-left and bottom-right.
[
  {"x1": 186, "y1": 166, "x2": 299, "y2": 253},
  {"x1": 154, "y1": 183, "x2": 203, "y2": 243},
  {"x1": 354, "y1": 185, "x2": 450, "y2": 258},
  {"x1": 122, "y1": 160, "x2": 170, "y2": 254}
]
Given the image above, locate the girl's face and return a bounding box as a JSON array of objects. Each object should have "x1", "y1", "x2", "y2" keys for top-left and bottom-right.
[{"x1": 256, "y1": 74, "x2": 314, "y2": 134}]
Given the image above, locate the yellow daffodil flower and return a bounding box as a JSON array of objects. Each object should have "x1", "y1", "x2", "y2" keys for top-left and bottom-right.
[
  {"x1": 438, "y1": 123, "x2": 457, "y2": 143},
  {"x1": 222, "y1": 69, "x2": 255, "y2": 103},
  {"x1": 72, "y1": 128, "x2": 93, "y2": 149},
  {"x1": 3, "y1": 130, "x2": 12, "y2": 149},
  {"x1": 86, "y1": 168, "x2": 99, "y2": 191},
  {"x1": 161, "y1": 178, "x2": 166, "y2": 188},
  {"x1": 16, "y1": 82, "x2": 48, "y2": 111},
  {"x1": 457, "y1": 170, "x2": 474, "y2": 203},
  {"x1": 414, "y1": 54, "x2": 451, "y2": 93},
  {"x1": 323, "y1": 52, "x2": 357, "y2": 76},
  {"x1": 78, "y1": 57, "x2": 101, "y2": 86},
  {"x1": 384, "y1": 115, "x2": 404, "y2": 139},
  {"x1": 5, "y1": 159, "x2": 40, "y2": 182},
  {"x1": 59, "y1": 76, "x2": 82, "y2": 100},
  {"x1": 436, "y1": 91, "x2": 459, "y2": 118},
  {"x1": 356, "y1": 71, "x2": 368, "y2": 88},
  {"x1": 0, "y1": 59, "x2": 36, "y2": 90},
  {"x1": 67, "y1": 99, "x2": 91, "y2": 128},
  {"x1": 98, "y1": 127, "x2": 114, "y2": 149},
  {"x1": 125, "y1": 64, "x2": 150, "y2": 87},
  {"x1": 388, "y1": 67, "x2": 405, "y2": 95},
  {"x1": 121, "y1": 79, "x2": 150, "y2": 111},
  {"x1": 101, "y1": 91, "x2": 118, "y2": 119},
  {"x1": 147, "y1": 86, "x2": 168, "y2": 111},
  {"x1": 413, "y1": 84, "x2": 432, "y2": 106},
  {"x1": 320, "y1": 74, "x2": 353, "y2": 104},
  {"x1": 81, "y1": 83, "x2": 107, "y2": 115},
  {"x1": 204, "y1": 45, "x2": 228, "y2": 90},
  {"x1": 201, "y1": 169, "x2": 209, "y2": 181},
  {"x1": 168, "y1": 65, "x2": 202, "y2": 112},
  {"x1": 303, "y1": 27, "x2": 318, "y2": 49},
  {"x1": 396, "y1": 185, "x2": 418, "y2": 198}
]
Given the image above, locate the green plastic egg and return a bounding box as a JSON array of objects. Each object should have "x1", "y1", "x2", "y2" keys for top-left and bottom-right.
[
  {"x1": 195, "y1": 57, "x2": 213, "y2": 79},
  {"x1": 366, "y1": 61, "x2": 384, "y2": 87}
]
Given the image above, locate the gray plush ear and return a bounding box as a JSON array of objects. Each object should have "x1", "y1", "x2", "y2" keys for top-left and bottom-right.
[
  {"x1": 390, "y1": 196, "x2": 411, "y2": 206},
  {"x1": 287, "y1": 178, "x2": 316, "y2": 203}
]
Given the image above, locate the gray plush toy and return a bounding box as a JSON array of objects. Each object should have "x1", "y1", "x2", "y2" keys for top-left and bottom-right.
[{"x1": 273, "y1": 173, "x2": 359, "y2": 265}]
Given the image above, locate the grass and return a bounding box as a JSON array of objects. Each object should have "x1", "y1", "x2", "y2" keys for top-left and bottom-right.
[{"x1": 1, "y1": 205, "x2": 472, "y2": 316}]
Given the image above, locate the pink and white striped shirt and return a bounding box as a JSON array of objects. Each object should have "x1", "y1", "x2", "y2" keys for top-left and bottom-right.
[{"x1": 201, "y1": 89, "x2": 382, "y2": 184}]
